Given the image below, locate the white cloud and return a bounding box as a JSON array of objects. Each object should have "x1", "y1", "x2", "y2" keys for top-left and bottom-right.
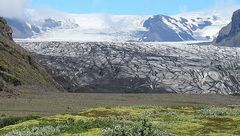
[
  {"x1": 175, "y1": 0, "x2": 240, "y2": 21},
  {"x1": 210, "y1": 0, "x2": 240, "y2": 19},
  {"x1": 0, "y1": 0, "x2": 29, "y2": 18}
]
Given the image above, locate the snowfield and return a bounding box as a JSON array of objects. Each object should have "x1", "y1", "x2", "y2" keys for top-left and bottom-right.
[
  {"x1": 29, "y1": 14, "x2": 149, "y2": 42},
  {"x1": 18, "y1": 41, "x2": 240, "y2": 94}
]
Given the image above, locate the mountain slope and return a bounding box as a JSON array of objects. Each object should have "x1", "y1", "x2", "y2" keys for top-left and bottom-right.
[
  {"x1": 215, "y1": 9, "x2": 240, "y2": 47},
  {"x1": 0, "y1": 17, "x2": 62, "y2": 94}
]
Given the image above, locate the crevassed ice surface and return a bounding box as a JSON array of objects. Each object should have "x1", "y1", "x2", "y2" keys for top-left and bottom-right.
[{"x1": 19, "y1": 41, "x2": 240, "y2": 94}]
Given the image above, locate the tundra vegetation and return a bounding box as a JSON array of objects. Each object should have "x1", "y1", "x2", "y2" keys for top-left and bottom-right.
[{"x1": 1, "y1": 105, "x2": 240, "y2": 136}]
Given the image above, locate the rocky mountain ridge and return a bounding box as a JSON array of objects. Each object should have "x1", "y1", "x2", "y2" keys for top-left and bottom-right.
[
  {"x1": 215, "y1": 9, "x2": 240, "y2": 47},
  {"x1": 0, "y1": 17, "x2": 62, "y2": 94}
]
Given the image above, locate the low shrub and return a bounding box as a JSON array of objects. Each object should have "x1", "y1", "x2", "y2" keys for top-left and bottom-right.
[
  {"x1": 102, "y1": 119, "x2": 171, "y2": 136},
  {"x1": 197, "y1": 107, "x2": 239, "y2": 116},
  {"x1": 0, "y1": 116, "x2": 40, "y2": 128},
  {"x1": 5, "y1": 125, "x2": 61, "y2": 136}
]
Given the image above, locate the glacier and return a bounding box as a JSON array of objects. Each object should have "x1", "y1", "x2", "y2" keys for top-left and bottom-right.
[{"x1": 19, "y1": 41, "x2": 240, "y2": 94}]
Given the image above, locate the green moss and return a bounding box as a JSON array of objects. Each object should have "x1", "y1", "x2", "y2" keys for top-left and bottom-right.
[{"x1": 79, "y1": 108, "x2": 130, "y2": 117}]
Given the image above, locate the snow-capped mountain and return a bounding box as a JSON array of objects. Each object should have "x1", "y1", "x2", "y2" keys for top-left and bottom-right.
[
  {"x1": 8, "y1": 10, "x2": 230, "y2": 42},
  {"x1": 140, "y1": 12, "x2": 228, "y2": 42}
]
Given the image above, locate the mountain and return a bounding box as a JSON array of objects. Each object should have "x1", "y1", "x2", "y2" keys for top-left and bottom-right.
[
  {"x1": 6, "y1": 10, "x2": 228, "y2": 42},
  {"x1": 0, "y1": 17, "x2": 62, "y2": 94},
  {"x1": 5, "y1": 17, "x2": 74, "y2": 39},
  {"x1": 215, "y1": 9, "x2": 240, "y2": 47},
  {"x1": 5, "y1": 18, "x2": 40, "y2": 38},
  {"x1": 139, "y1": 15, "x2": 195, "y2": 42},
  {"x1": 139, "y1": 12, "x2": 227, "y2": 42}
]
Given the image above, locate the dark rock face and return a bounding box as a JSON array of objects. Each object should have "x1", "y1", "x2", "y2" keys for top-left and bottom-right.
[
  {"x1": 0, "y1": 17, "x2": 13, "y2": 40},
  {"x1": 42, "y1": 18, "x2": 61, "y2": 29},
  {"x1": 140, "y1": 15, "x2": 195, "y2": 42},
  {"x1": 0, "y1": 17, "x2": 62, "y2": 93},
  {"x1": 230, "y1": 10, "x2": 240, "y2": 35},
  {"x1": 198, "y1": 21, "x2": 212, "y2": 29},
  {"x1": 0, "y1": 78, "x2": 5, "y2": 92},
  {"x1": 215, "y1": 9, "x2": 240, "y2": 47}
]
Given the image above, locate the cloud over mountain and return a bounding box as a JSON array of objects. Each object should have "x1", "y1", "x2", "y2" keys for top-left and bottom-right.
[{"x1": 0, "y1": 0, "x2": 29, "y2": 18}]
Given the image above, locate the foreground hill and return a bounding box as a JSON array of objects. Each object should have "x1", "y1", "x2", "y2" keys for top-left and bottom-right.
[
  {"x1": 215, "y1": 9, "x2": 240, "y2": 47},
  {"x1": 0, "y1": 17, "x2": 61, "y2": 94}
]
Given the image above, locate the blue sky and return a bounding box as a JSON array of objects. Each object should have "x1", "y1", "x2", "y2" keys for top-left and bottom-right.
[{"x1": 31, "y1": 0, "x2": 240, "y2": 15}]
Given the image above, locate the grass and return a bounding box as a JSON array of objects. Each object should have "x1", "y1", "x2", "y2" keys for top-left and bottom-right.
[
  {"x1": 0, "y1": 50, "x2": 48, "y2": 86},
  {"x1": 0, "y1": 105, "x2": 240, "y2": 136},
  {"x1": 0, "y1": 35, "x2": 60, "y2": 92}
]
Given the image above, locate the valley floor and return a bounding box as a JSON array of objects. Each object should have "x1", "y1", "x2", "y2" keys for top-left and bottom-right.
[{"x1": 0, "y1": 92, "x2": 240, "y2": 116}]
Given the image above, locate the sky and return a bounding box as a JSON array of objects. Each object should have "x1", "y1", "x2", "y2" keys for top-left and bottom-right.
[
  {"x1": 30, "y1": 0, "x2": 240, "y2": 15},
  {"x1": 0, "y1": 0, "x2": 240, "y2": 18}
]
